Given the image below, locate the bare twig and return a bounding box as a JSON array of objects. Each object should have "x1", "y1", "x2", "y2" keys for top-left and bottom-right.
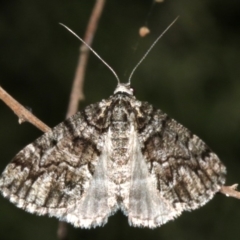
[
  {"x1": 57, "y1": 0, "x2": 106, "y2": 239},
  {"x1": 0, "y1": 86, "x2": 50, "y2": 133},
  {"x1": 57, "y1": 222, "x2": 68, "y2": 240},
  {"x1": 66, "y1": 0, "x2": 106, "y2": 119},
  {"x1": 220, "y1": 184, "x2": 240, "y2": 199}
]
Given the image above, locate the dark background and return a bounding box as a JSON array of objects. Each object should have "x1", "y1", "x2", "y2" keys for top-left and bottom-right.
[{"x1": 0, "y1": 0, "x2": 240, "y2": 240}]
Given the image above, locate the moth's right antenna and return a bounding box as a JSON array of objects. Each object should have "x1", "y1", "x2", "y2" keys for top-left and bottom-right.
[
  {"x1": 60, "y1": 23, "x2": 120, "y2": 84},
  {"x1": 128, "y1": 17, "x2": 179, "y2": 84}
]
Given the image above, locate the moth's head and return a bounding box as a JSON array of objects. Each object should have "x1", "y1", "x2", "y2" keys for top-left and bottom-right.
[{"x1": 114, "y1": 83, "x2": 134, "y2": 95}]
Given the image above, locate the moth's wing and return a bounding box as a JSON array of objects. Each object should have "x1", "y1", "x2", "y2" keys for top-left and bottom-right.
[
  {"x1": 128, "y1": 102, "x2": 226, "y2": 228},
  {"x1": 128, "y1": 132, "x2": 180, "y2": 228},
  {"x1": 0, "y1": 111, "x2": 111, "y2": 228}
]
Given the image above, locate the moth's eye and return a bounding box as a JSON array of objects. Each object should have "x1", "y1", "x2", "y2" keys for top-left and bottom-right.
[{"x1": 130, "y1": 87, "x2": 135, "y2": 94}]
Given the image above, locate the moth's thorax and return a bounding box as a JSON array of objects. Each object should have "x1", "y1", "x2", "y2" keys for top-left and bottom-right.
[{"x1": 114, "y1": 83, "x2": 133, "y2": 95}]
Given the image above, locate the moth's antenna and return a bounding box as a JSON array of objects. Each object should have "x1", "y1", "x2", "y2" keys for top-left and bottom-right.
[
  {"x1": 128, "y1": 16, "x2": 179, "y2": 84},
  {"x1": 60, "y1": 23, "x2": 120, "y2": 84}
]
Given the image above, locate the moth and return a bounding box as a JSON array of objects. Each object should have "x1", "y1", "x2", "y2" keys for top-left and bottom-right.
[{"x1": 0, "y1": 21, "x2": 226, "y2": 228}]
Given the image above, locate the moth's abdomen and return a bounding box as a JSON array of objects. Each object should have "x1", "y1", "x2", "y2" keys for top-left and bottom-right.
[{"x1": 109, "y1": 121, "x2": 131, "y2": 165}]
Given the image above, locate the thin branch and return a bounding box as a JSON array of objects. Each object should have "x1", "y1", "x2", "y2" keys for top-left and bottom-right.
[
  {"x1": 57, "y1": 0, "x2": 106, "y2": 239},
  {"x1": 57, "y1": 222, "x2": 68, "y2": 240},
  {"x1": 220, "y1": 184, "x2": 240, "y2": 199},
  {"x1": 65, "y1": 0, "x2": 106, "y2": 119},
  {"x1": 0, "y1": 86, "x2": 50, "y2": 133}
]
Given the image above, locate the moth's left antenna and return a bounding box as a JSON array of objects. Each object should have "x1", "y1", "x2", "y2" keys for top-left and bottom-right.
[{"x1": 60, "y1": 23, "x2": 120, "y2": 84}]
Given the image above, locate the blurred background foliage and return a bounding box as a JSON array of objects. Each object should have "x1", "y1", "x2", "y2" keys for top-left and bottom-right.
[{"x1": 0, "y1": 0, "x2": 240, "y2": 240}]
